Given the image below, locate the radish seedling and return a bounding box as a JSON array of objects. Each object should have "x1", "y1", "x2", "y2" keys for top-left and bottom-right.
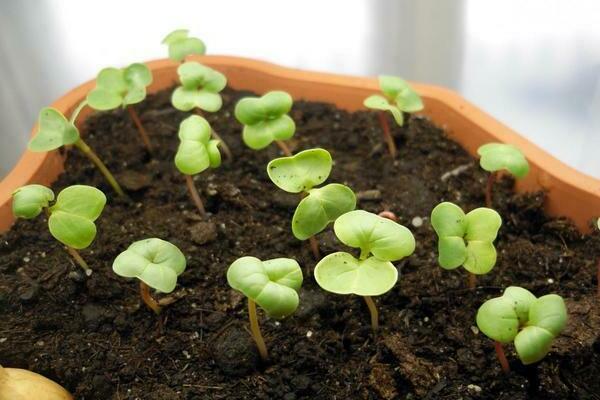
[
  {"x1": 28, "y1": 107, "x2": 124, "y2": 196},
  {"x1": 87, "y1": 63, "x2": 154, "y2": 153},
  {"x1": 12, "y1": 184, "x2": 106, "y2": 276},
  {"x1": 162, "y1": 29, "x2": 206, "y2": 63},
  {"x1": 227, "y1": 256, "x2": 302, "y2": 360},
  {"x1": 476, "y1": 286, "x2": 567, "y2": 372},
  {"x1": 174, "y1": 115, "x2": 221, "y2": 217},
  {"x1": 234, "y1": 91, "x2": 295, "y2": 156},
  {"x1": 314, "y1": 210, "x2": 415, "y2": 331},
  {"x1": 112, "y1": 238, "x2": 186, "y2": 314},
  {"x1": 171, "y1": 61, "x2": 232, "y2": 160},
  {"x1": 267, "y1": 148, "x2": 356, "y2": 259},
  {"x1": 477, "y1": 143, "x2": 529, "y2": 207},
  {"x1": 364, "y1": 75, "x2": 423, "y2": 157},
  {"x1": 430, "y1": 202, "x2": 502, "y2": 289}
]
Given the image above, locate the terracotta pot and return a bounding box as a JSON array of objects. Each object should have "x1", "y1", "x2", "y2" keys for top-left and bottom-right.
[{"x1": 1, "y1": 56, "x2": 599, "y2": 233}]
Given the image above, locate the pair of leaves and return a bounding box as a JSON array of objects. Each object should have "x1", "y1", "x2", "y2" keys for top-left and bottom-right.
[
  {"x1": 364, "y1": 75, "x2": 423, "y2": 126},
  {"x1": 267, "y1": 149, "x2": 356, "y2": 240},
  {"x1": 476, "y1": 286, "x2": 568, "y2": 364},
  {"x1": 314, "y1": 210, "x2": 416, "y2": 296},
  {"x1": 12, "y1": 184, "x2": 55, "y2": 218},
  {"x1": 227, "y1": 256, "x2": 303, "y2": 319},
  {"x1": 234, "y1": 91, "x2": 296, "y2": 150},
  {"x1": 28, "y1": 108, "x2": 80, "y2": 152},
  {"x1": 162, "y1": 29, "x2": 206, "y2": 62},
  {"x1": 431, "y1": 202, "x2": 502, "y2": 275},
  {"x1": 87, "y1": 63, "x2": 153, "y2": 111},
  {"x1": 12, "y1": 185, "x2": 106, "y2": 249},
  {"x1": 112, "y1": 238, "x2": 187, "y2": 293},
  {"x1": 171, "y1": 62, "x2": 227, "y2": 112},
  {"x1": 478, "y1": 143, "x2": 530, "y2": 179},
  {"x1": 174, "y1": 115, "x2": 221, "y2": 175}
]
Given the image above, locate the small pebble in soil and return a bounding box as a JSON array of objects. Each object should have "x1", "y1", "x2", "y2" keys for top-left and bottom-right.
[
  {"x1": 548, "y1": 278, "x2": 555, "y2": 283},
  {"x1": 22, "y1": 256, "x2": 30, "y2": 263},
  {"x1": 306, "y1": 330, "x2": 313, "y2": 338},
  {"x1": 213, "y1": 325, "x2": 259, "y2": 376},
  {"x1": 356, "y1": 189, "x2": 382, "y2": 201},
  {"x1": 18, "y1": 282, "x2": 39, "y2": 303},
  {"x1": 467, "y1": 384, "x2": 483, "y2": 393},
  {"x1": 471, "y1": 326, "x2": 479, "y2": 335},
  {"x1": 188, "y1": 221, "x2": 218, "y2": 245},
  {"x1": 118, "y1": 170, "x2": 152, "y2": 191},
  {"x1": 412, "y1": 216, "x2": 424, "y2": 227}
]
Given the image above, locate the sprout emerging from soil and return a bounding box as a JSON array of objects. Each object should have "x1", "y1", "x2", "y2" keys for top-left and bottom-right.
[
  {"x1": 171, "y1": 61, "x2": 232, "y2": 160},
  {"x1": 430, "y1": 202, "x2": 502, "y2": 289},
  {"x1": 28, "y1": 107, "x2": 124, "y2": 196},
  {"x1": 267, "y1": 148, "x2": 356, "y2": 259},
  {"x1": 162, "y1": 29, "x2": 206, "y2": 63},
  {"x1": 234, "y1": 91, "x2": 295, "y2": 156},
  {"x1": 364, "y1": 75, "x2": 423, "y2": 158},
  {"x1": 12, "y1": 184, "x2": 106, "y2": 276},
  {"x1": 477, "y1": 143, "x2": 529, "y2": 207},
  {"x1": 314, "y1": 210, "x2": 415, "y2": 331},
  {"x1": 227, "y1": 256, "x2": 303, "y2": 360},
  {"x1": 174, "y1": 115, "x2": 221, "y2": 218},
  {"x1": 476, "y1": 286, "x2": 567, "y2": 372},
  {"x1": 0, "y1": 365, "x2": 73, "y2": 400},
  {"x1": 112, "y1": 238, "x2": 187, "y2": 314},
  {"x1": 87, "y1": 63, "x2": 154, "y2": 153}
]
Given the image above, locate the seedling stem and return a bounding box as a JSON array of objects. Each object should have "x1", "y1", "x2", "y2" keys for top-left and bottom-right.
[
  {"x1": 65, "y1": 246, "x2": 92, "y2": 276},
  {"x1": 140, "y1": 281, "x2": 162, "y2": 314},
  {"x1": 73, "y1": 139, "x2": 125, "y2": 196},
  {"x1": 494, "y1": 341, "x2": 510, "y2": 373},
  {"x1": 127, "y1": 106, "x2": 153, "y2": 154},
  {"x1": 248, "y1": 298, "x2": 269, "y2": 360},
  {"x1": 195, "y1": 109, "x2": 232, "y2": 161},
  {"x1": 485, "y1": 172, "x2": 496, "y2": 208},
  {"x1": 363, "y1": 296, "x2": 379, "y2": 332},
  {"x1": 378, "y1": 111, "x2": 396, "y2": 158},
  {"x1": 468, "y1": 273, "x2": 476, "y2": 290},
  {"x1": 184, "y1": 175, "x2": 206, "y2": 217},
  {"x1": 275, "y1": 140, "x2": 292, "y2": 157}
]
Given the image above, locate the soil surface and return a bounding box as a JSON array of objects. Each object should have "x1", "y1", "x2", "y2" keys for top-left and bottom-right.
[{"x1": 0, "y1": 87, "x2": 599, "y2": 400}]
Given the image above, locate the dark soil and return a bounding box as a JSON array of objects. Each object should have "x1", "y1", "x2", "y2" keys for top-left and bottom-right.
[{"x1": 1, "y1": 87, "x2": 598, "y2": 400}]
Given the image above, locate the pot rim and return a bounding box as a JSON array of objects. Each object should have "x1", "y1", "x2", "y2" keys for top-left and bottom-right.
[{"x1": 1, "y1": 55, "x2": 599, "y2": 232}]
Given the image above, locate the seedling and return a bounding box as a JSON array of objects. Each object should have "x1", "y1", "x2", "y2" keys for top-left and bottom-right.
[
  {"x1": 477, "y1": 143, "x2": 529, "y2": 207},
  {"x1": 234, "y1": 91, "x2": 296, "y2": 156},
  {"x1": 174, "y1": 115, "x2": 221, "y2": 217},
  {"x1": 476, "y1": 286, "x2": 567, "y2": 372},
  {"x1": 171, "y1": 61, "x2": 232, "y2": 160},
  {"x1": 12, "y1": 184, "x2": 106, "y2": 275},
  {"x1": 364, "y1": 75, "x2": 423, "y2": 157},
  {"x1": 162, "y1": 29, "x2": 206, "y2": 63},
  {"x1": 430, "y1": 202, "x2": 502, "y2": 289},
  {"x1": 28, "y1": 107, "x2": 124, "y2": 196},
  {"x1": 0, "y1": 365, "x2": 72, "y2": 400},
  {"x1": 267, "y1": 148, "x2": 356, "y2": 259},
  {"x1": 314, "y1": 210, "x2": 415, "y2": 331},
  {"x1": 112, "y1": 238, "x2": 186, "y2": 314},
  {"x1": 227, "y1": 256, "x2": 302, "y2": 360},
  {"x1": 87, "y1": 63, "x2": 154, "y2": 153}
]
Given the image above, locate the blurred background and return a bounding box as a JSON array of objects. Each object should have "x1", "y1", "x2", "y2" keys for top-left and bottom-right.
[{"x1": 1, "y1": 0, "x2": 599, "y2": 178}]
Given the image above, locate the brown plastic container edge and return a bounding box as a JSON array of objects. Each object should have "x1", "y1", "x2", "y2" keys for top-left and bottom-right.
[{"x1": 1, "y1": 55, "x2": 599, "y2": 233}]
